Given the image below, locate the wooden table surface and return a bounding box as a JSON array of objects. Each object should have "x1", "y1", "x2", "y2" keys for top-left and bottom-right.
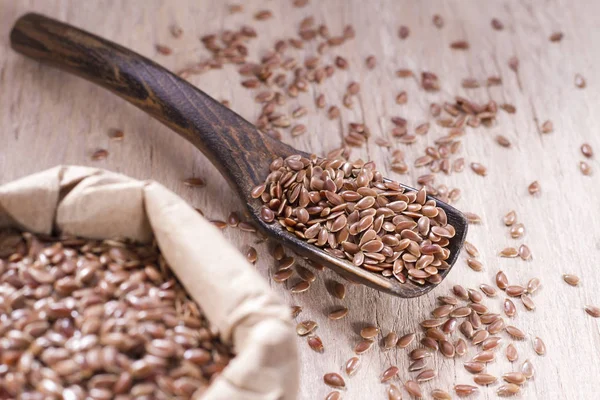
[{"x1": 1, "y1": 1, "x2": 599, "y2": 399}]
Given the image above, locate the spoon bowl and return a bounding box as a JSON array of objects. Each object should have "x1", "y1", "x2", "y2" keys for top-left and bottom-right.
[{"x1": 10, "y1": 13, "x2": 468, "y2": 297}]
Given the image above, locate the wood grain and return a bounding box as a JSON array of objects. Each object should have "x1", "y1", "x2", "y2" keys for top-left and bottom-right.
[{"x1": 1, "y1": 1, "x2": 599, "y2": 399}]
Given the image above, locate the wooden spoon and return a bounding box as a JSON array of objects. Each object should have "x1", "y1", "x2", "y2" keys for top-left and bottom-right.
[{"x1": 10, "y1": 13, "x2": 467, "y2": 297}]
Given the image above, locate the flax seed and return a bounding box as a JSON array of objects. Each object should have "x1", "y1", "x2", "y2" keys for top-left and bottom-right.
[
  {"x1": 549, "y1": 31, "x2": 563, "y2": 42},
  {"x1": 433, "y1": 14, "x2": 444, "y2": 28},
  {"x1": 308, "y1": 336, "x2": 324, "y2": 353},
  {"x1": 381, "y1": 366, "x2": 399, "y2": 382},
  {"x1": 580, "y1": 161, "x2": 592, "y2": 176},
  {"x1": 354, "y1": 339, "x2": 374, "y2": 354},
  {"x1": 581, "y1": 143, "x2": 593, "y2": 158},
  {"x1": 328, "y1": 307, "x2": 349, "y2": 320},
  {"x1": 470, "y1": 162, "x2": 487, "y2": 176},
  {"x1": 323, "y1": 372, "x2": 345, "y2": 388},
  {"x1": 296, "y1": 321, "x2": 318, "y2": 336},
  {"x1": 506, "y1": 343, "x2": 518, "y2": 362},
  {"x1": 398, "y1": 333, "x2": 416, "y2": 348},
  {"x1": 450, "y1": 41, "x2": 469, "y2": 50},
  {"x1": 404, "y1": 381, "x2": 422, "y2": 398},
  {"x1": 432, "y1": 389, "x2": 452, "y2": 399},
  {"x1": 563, "y1": 274, "x2": 580, "y2": 286},
  {"x1": 521, "y1": 359, "x2": 535, "y2": 378},
  {"x1": 474, "y1": 373, "x2": 497, "y2": 385},
  {"x1": 454, "y1": 384, "x2": 478, "y2": 396},
  {"x1": 366, "y1": 55, "x2": 377, "y2": 69},
  {"x1": 585, "y1": 305, "x2": 600, "y2": 318},
  {"x1": 491, "y1": 18, "x2": 504, "y2": 30},
  {"x1": 345, "y1": 356, "x2": 361, "y2": 376},
  {"x1": 91, "y1": 149, "x2": 108, "y2": 161}
]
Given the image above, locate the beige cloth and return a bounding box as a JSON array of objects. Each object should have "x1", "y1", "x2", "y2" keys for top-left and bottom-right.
[{"x1": 0, "y1": 166, "x2": 299, "y2": 400}]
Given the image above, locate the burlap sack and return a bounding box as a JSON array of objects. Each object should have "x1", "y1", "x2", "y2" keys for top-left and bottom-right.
[{"x1": 0, "y1": 166, "x2": 299, "y2": 400}]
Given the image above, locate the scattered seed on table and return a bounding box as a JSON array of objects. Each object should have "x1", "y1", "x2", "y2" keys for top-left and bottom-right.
[
  {"x1": 254, "y1": 9, "x2": 273, "y2": 20},
  {"x1": 91, "y1": 149, "x2": 108, "y2": 160},
  {"x1": 470, "y1": 162, "x2": 487, "y2": 176},
  {"x1": 506, "y1": 343, "x2": 518, "y2": 362},
  {"x1": 541, "y1": 120, "x2": 553, "y2": 133},
  {"x1": 585, "y1": 305, "x2": 600, "y2": 318},
  {"x1": 354, "y1": 339, "x2": 374, "y2": 355},
  {"x1": 328, "y1": 281, "x2": 346, "y2": 299},
  {"x1": 155, "y1": 44, "x2": 172, "y2": 55},
  {"x1": 581, "y1": 143, "x2": 594, "y2": 158},
  {"x1": 518, "y1": 244, "x2": 532, "y2": 260},
  {"x1": 574, "y1": 73, "x2": 586, "y2": 88},
  {"x1": 549, "y1": 31, "x2": 564, "y2": 42},
  {"x1": 497, "y1": 384, "x2": 521, "y2": 397},
  {"x1": 416, "y1": 369, "x2": 437, "y2": 383},
  {"x1": 480, "y1": 284, "x2": 497, "y2": 297},
  {"x1": 474, "y1": 373, "x2": 497, "y2": 385},
  {"x1": 296, "y1": 321, "x2": 318, "y2": 336},
  {"x1": 580, "y1": 161, "x2": 592, "y2": 176},
  {"x1": 335, "y1": 56, "x2": 348, "y2": 69},
  {"x1": 503, "y1": 372, "x2": 527, "y2": 385},
  {"x1": 384, "y1": 332, "x2": 399, "y2": 349},
  {"x1": 398, "y1": 25, "x2": 410, "y2": 39},
  {"x1": 245, "y1": 247, "x2": 258, "y2": 264},
  {"x1": 396, "y1": 91, "x2": 408, "y2": 104},
  {"x1": 323, "y1": 372, "x2": 345, "y2": 388},
  {"x1": 229, "y1": 4, "x2": 243, "y2": 13},
  {"x1": 381, "y1": 366, "x2": 399, "y2": 382},
  {"x1": 109, "y1": 129, "x2": 124, "y2": 140},
  {"x1": 508, "y1": 56, "x2": 519, "y2": 72},
  {"x1": 296, "y1": 266, "x2": 316, "y2": 282},
  {"x1": 291, "y1": 124, "x2": 307, "y2": 137},
  {"x1": 308, "y1": 336, "x2": 324, "y2": 353},
  {"x1": 464, "y1": 212, "x2": 482, "y2": 224},
  {"x1": 464, "y1": 241, "x2": 480, "y2": 258},
  {"x1": 521, "y1": 359, "x2": 535, "y2": 378},
  {"x1": 500, "y1": 247, "x2": 519, "y2": 258},
  {"x1": 432, "y1": 14, "x2": 444, "y2": 28},
  {"x1": 504, "y1": 299, "x2": 517, "y2": 317},
  {"x1": 360, "y1": 325, "x2": 379, "y2": 339},
  {"x1": 495, "y1": 135, "x2": 511, "y2": 147},
  {"x1": 455, "y1": 384, "x2": 478, "y2": 396},
  {"x1": 366, "y1": 55, "x2": 377, "y2": 69},
  {"x1": 440, "y1": 340, "x2": 456, "y2": 357},
  {"x1": 521, "y1": 294, "x2": 535, "y2": 311},
  {"x1": 464, "y1": 362, "x2": 485, "y2": 374},
  {"x1": 291, "y1": 305, "x2": 302, "y2": 318},
  {"x1": 506, "y1": 325, "x2": 526, "y2": 340},
  {"x1": 467, "y1": 258, "x2": 483, "y2": 272},
  {"x1": 533, "y1": 337, "x2": 546, "y2": 355},
  {"x1": 388, "y1": 384, "x2": 402, "y2": 400},
  {"x1": 503, "y1": 210, "x2": 517, "y2": 226},
  {"x1": 410, "y1": 348, "x2": 432, "y2": 360},
  {"x1": 527, "y1": 278, "x2": 541, "y2": 294},
  {"x1": 496, "y1": 271, "x2": 509, "y2": 290},
  {"x1": 491, "y1": 18, "x2": 504, "y2": 30},
  {"x1": 455, "y1": 338, "x2": 467, "y2": 356},
  {"x1": 291, "y1": 280, "x2": 310, "y2": 293},
  {"x1": 398, "y1": 333, "x2": 416, "y2": 348},
  {"x1": 487, "y1": 318, "x2": 505, "y2": 334},
  {"x1": 506, "y1": 285, "x2": 526, "y2": 297},
  {"x1": 397, "y1": 68, "x2": 414, "y2": 78},
  {"x1": 501, "y1": 103, "x2": 517, "y2": 113},
  {"x1": 328, "y1": 307, "x2": 349, "y2": 320},
  {"x1": 183, "y1": 177, "x2": 205, "y2": 187},
  {"x1": 345, "y1": 356, "x2": 361, "y2": 376},
  {"x1": 450, "y1": 40, "x2": 469, "y2": 50},
  {"x1": 563, "y1": 274, "x2": 580, "y2": 286},
  {"x1": 462, "y1": 78, "x2": 479, "y2": 88},
  {"x1": 404, "y1": 381, "x2": 422, "y2": 398},
  {"x1": 325, "y1": 391, "x2": 341, "y2": 400},
  {"x1": 274, "y1": 269, "x2": 293, "y2": 283},
  {"x1": 432, "y1": 389, "x2": 452, "y2": 399}
]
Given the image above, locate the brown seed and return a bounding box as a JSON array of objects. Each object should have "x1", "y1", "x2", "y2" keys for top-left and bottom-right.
[
  {"x1": 573, "y1": 73, "x2": 586, "y2": 88},
  {"x1": 488, "y1": 318, "x2": 506, "y2": 334},
  {"x1": 549, "y1": 31, "x2": 564, "y2": 42},
  {"x1": 521, "y1": 359, "x2": 535, "y2": 378},
  {"x1": 327, "y1": 106, "x2": 340, "y2": 119},
  {"x1": 415, "y1": 368, "x2": 437, "y2": 383},
  {"x1": 464, "y1": 241, "x2": 480, "y2": 258},
  {"x1": 482, "y1": 336, "x2": 502, "y2": 351},
  {"x1": 308, "y1": 336, "x2": 324, "y2": 353},
  {"x1": 491, "y1": 18, "x2": 504, "y2": 30},
  {"x1": 388, "y1": 384, "x2": 402, "y2": 400},
  {"x1": 291, "y1": 280, "x2": 311, "y2": 293},
  {"x1": 563, "y1": 274, "x2": 580, "y2": 286},
  {"x1": 404, "y1": 380, "x2": 422, "y2": 398},
  {"x1": 581, "y1": 143, "x2": 594, "y2": 158},
  {"x1": 421, "y1": 319, "x2": 445, "y2": 328},
  {"x1": 91, "y1": 149, "x2": 108, "y2": 160},
  {"x1": 450, "y1": 41, "x2": 470, "y2": 50},
  {"x1": 462, "y1": 78, "x2": 480, "y2": 89},
  {"x1": 528, "y1": 181, "x2": 540, "y2": 195},
  {"x1": 273, "y1": 269, "x2": 293, "y2": 283},
  {"x1": 455, "y1": 338, "x2": 467, "y2": 356},
  {"x1": 518, "y1": 244, "x2": 532, "y2": 260},
  {"x1": 497, "y1": 384, "x2": 521, "y2": 397},
  {"x1": 366, "y1": 55, "x2": 377, "y2": 69},
  {"x1": 155, "y1": 44, "x2": 172, "y2": 55},
  {"x1": 504, "y1": 299, "x2": 517, "y2": 317},
  {"x1": 354, "y1": 339, "x2": 374, "y2": 355},
  {"x1": 480, "y1": 284, "x2": 497, "y2": 297},
  {"x1": 251, "y1": 183, "x2": 266, "y2": 198},
  {"x1": 109, "y1": 129, "x2": 124, "y2": 140},
  {"x1": 432, "y1": 305, "x2": 454, "y2": 318},
  {"x1": 496, "y1": 271, "x2": 509, "y2": 290},
  {"x1": 453, "y1": 285, "x2": 469, "y2": 300},
  {"x1": 432, "y1": 389, "x2": 452, "y2": 399},
  {"x1": 470, "y1": 162, "x2": 487, "y2": 176},
  {"x1": 296, "y1": 266, "x2": 316, "y2": 282},
  {"x1": 360, "y1": 326, "x2": 380, "y2": 339},
  {"x1": 464, "y1": 361, "x2": 485, "y2": 374},
  {"x1": 474, "y1": 373, "x2": 497, "y2": 385},
  {"x1": 450, "y1": 307, "x2": 472, "y2": 318},
  {"x1": 211, "y1": 220, "x2": 228, "y2": 229},
  {"x1": 440, "y1": 340, "x2": 455, "y2": 357},
  {"x1": 454, "y1": 384, "x2": 478, "y2": 396},
  {"x1": 460, "y1": 321, "x2": 474, "y2": 339},
  {"x1": 291, "y1": 124, "x2": 307, "y2": 137},
  {"x1": 467, "y1": 259, "x2": 483, "y2": 272},
  {"x1": 398, "y1": 25, "x2": 410, "y2": 39},
  {"x1": 506, "y1": 343, "x2": 518, "y2": 362},
  {"x1": 510, "y1": 223, "x2": 525, "y2": 238},
  {"x1": 329, "y1": 281, "x2": 346, "y2": 299},
  {"x1": 398, "y1": 333, "x2": 416, "y2": 348},
  {"x1": 580, "y1": 161, "x2": 592, "y2": 176},
  {"x1": 500, "y1": 103, "x2": 517, "y2": 114},
  {"x1": 421, "y1": 337, "x2": 440, "y2": 351},
  {"x1": 381, "y1": 366, "x2": 399, "y2": 382},
  {"x1": 503, "y1": 210, "x2": 516, "y2": 226},
  {"x1": 585, "y1": 305, "x2": 600, "y2": 318},
  {"x1": 296, "y1": 321, "x2": 318, "y2": 336},
  {"x1": 521, "y1": 294, "x2": 536, "y2": 311},
  {"x1": 533, "y1": 337, "x2": 546, "y2": 355},
  {"x1": 410, "y1": 348, "x2": 432, "y2": 360},
  {"x1": 495, "y1": 135, "x2": 511, "y2": 148},
  {"x1": 254, "y1": 9, "x2": 273, "y2": 20},
  {"x1": 335, "y1": 56, "x2": 348, "y2": 69},
  {"x1": 506, "y1": 325, "x2": 526, "y2": 340},
  {"x1": 541, "y1": 120, "x2": 553, "y2": 133},
  {"x1": 433, "y1": 14, "x2": 444, "y2": 28},
  {"x1": 506, "y1": 285, "x2": 525, "y2": 297},
  {"x1": 291, "y1": 305, "x2": 302, "y2": 318},
  {"x1": 345, "y1": 356, "x2": 361, "y2": 376},
  {"x1": 396, "y1": 91, "x2": 408, "y2": 104},
  {"x1": 245, "y1": 247, "x2": 258, "y2": 264},
  {"x1": 508, "y1": 56, "x2": 519, "y2": 72},
  {"x1": 472, "y1": 351, "x2": 495, "y2": 363},
  {"x1": 499, "y1": 247, "x2": 519, "y2": 258},
  {"x1": 324, "y1": 372, "x2": 345, "y2": 388},
  {"x1": 326, "y1": 391, "x2": 341, "y2": 400},
  {"x1": 472, "y1": 330, "x2": 489, "y2": 345},
  {"x1": 383, "y1": 332, "x2": 399, "y2": 349},
  {"x1": 503, "y1": 372, "x2": 526, "y2": 385},
  {"x1": 328, "y1": 307, "x2": 349, "y2": 320}
]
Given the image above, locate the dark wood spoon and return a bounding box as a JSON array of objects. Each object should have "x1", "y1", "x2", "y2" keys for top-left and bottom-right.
[{"x1": 10, "y1": 13, "x2": 467, "y2": 297}]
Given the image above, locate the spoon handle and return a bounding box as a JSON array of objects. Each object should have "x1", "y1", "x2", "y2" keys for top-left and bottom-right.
[{"x1": 10, "y1": 13, "x2": 285, "y2": 196}]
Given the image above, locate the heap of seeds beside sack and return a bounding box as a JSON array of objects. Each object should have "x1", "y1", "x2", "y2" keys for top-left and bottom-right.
[{"x1": 0, "y1": 230, "x2": 232, "y2": 399}]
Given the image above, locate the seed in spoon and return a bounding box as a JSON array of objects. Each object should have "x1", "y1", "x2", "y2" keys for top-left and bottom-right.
[
  {"x1": 345, "y1": 356, "x2": 361, "y2": 376},
  {"x1": 563, "y1": 274, "x2": 580, "y2": 286},
  {"x1": 506, "y1": 343, "x2": 518, "y2": 362},
  {"x1": 533, "y1": 337, "x2": 546, "y2": 355},
  {"x1": 323, "y1": 372, "x2": 345, "y2": 388}
]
